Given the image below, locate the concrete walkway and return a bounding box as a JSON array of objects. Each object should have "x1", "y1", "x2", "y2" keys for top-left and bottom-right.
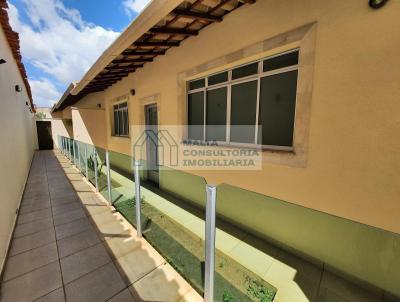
[{"x1": 0, "y1": 150, "x2": 201, "y2": 302}]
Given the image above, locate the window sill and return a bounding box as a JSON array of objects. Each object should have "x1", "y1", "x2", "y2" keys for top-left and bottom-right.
[
  {"x1": 111, "y1": 135, "x2": 130, "y2": 139},
  {"x1": 181, "y1": 139, "x2": 294, "y2": 153}
]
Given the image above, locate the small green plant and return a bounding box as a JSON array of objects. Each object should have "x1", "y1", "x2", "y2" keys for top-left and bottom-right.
[
  {"x1": 246, "y1": 278, "x2": 275, "y2": 302},
  {"x1": 222, "y1": 291, "x2": 234, "y2": 302},
  {"x1": 219, "y1": 261, "x2": 225, "y2": 268}
]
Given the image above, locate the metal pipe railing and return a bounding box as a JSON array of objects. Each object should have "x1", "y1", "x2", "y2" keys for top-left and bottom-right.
[
  {"x1": 134, "y1": 160, "x2": 142, "y2": 238},
  {"x1": 105, "y1": 150, "x2": 112, "y2": 203},
  {"x1": 204, "y1": 184, "x2": 217, "y2": 302},
  {"x1": 93, "y1": 149, "x2": 99, "y2": 192},
  {"x1": 58, "y1": 136, "x2": 218, "y2": 300}
]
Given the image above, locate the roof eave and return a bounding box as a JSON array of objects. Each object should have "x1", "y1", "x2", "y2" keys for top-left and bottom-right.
[{"x1": 70, "y1": 0, "x2": 183, "y2": 96}]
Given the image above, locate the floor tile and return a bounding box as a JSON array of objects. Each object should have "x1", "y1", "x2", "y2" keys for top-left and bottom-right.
[
  {"x1": 51, "y1": 195, "x2": 80, "y2": 207},
  {"x1": 0, "y1": 262, "x2": 62, "y2": 302},
  {"x1": 64, "y1": 263, "x2": 126, "y2": 302},
  {"x1": 18, "y1": 208, "x2": 53, "y2": 225},
  {"x1": 130, "y1": 263, "x2": 191, "y2": 302},
  {"x1": 271, "y1": 250, "x2": 322, "y2": 301},
  {"x1": 22, "y1": 195, "x2": 51, "y2": 205},
  {"x1": 104, "y1": 235, "x2": 143, "y2": 259},
  {"x1": 2, "y1": 150, "x2": 205, "y2": 302},
  {"x1": 318, "y1": 271, "x2": 382, "y2": 302},
  {"x1": 54, "y1": 217, "x2": 93, "y2": 240},
  {"x1": 93, "y1": 219, "x2": 132, "y2": 241},
  {"x1": 10, "y1": 228, "x2": 56, "y2": 256},
  {"x1": 19, "y1": 200, "x2": 51, "y2": 214},
  {"x1": 3, "y1": 243, "x2": 59, "y2": 281},
  {"x1": 23, "y1": 191, "x2": 49, "y2": 200},
  {"x1": 384, "y1": 292, "x2": 400, "y2": 302},
  {"x1": 90, "y1": 210, "x2": 119, "y2": 226},
  {"x1": 14, "y1": 217, "x2": 54, "y2": 238},
  {"x1": 52, "y1": 202, "x2": 82, "y2": 216},
  {"x1": 84, "y1": 203, "x2": 110, "y2": 216},
  {"x1": 53, "y1": 208, "x2": 86, "y2": 226},
  {"x1": 115, "y1": 241, "x2": 165, "y2": 285},
  {"x1": 60, "y1": 243, "x2": 111, "y2": 284},
  {"x1": 229, "y1": 240, "x2": 275, "y2": 279},
  {"x1": 177, "y1": 289, "x2": 203, "y2": 302},
  {"x1": 107, "y1": 289, "x2": 136, "y2": 302},
  {"x1": 57, "y1": 229, "x2": 100, "y2": 258},
  {"x1": 50, "y1": 191, "x2": 78, "y2": 200},
  {"x1": 316, "y1": 287, "x2": 350, "y2": 302},
  {"x1": 34, "y1": 287, "x2": 65, "y2": 302}
]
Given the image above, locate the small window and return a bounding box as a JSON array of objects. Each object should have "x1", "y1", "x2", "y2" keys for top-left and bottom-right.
[
  {"x1": 113, "y1": 102, "x2": 129, "y2": 136},
  {"x1": 189, "y1": 78, "x2": 205, "y2": 90},
  {"x1": 232, "y1": 62, "x2": 258, "y2": 80},
  {"x1": 208, "y1": 72, "x2": 228, "y2": 86},
  {"x1": 263, "y1": 51, "x2": 299, "y2": 72},
  {"x1": 187, "y1": 92, "x2": 204, "y2": 140}
]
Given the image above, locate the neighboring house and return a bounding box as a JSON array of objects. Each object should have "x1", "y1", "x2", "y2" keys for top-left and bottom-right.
[
  {"x1": 51, "y1": 0, "x2": 400, "y2": 299},
  {"x1": 0, "y1": 0, "x2": 35, "y2": 274},
  {"x1": 34, "y1": 107, "x2": 52, "y2": 119}
]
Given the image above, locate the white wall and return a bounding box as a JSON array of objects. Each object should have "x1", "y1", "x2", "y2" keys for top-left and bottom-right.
[{"x1": 0, "y1": 26, "x2": 35, "y2": 272}]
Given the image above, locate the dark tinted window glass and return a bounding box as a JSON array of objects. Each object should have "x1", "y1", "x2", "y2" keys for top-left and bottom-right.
[
  {"x1": 258, "y1": 70, "x2": 298, "y2": 146},
  {"x1": 118, "y1": 110, "x2": 123, "y2": 135},
  {"x1": 114, "y1": 110, "x2": 119, "y2": 135},
  {"x1": 189, "y1": 78, "x2": 205, "y2": 90},
  {"x1": 206, "y1": 87, "x2": 227, "y2": 141},
  {"x1": 230, "y1": 80, "x2": 257, "y2": 143},
  {"x1": 188, "y1": 92, "x2": 204, "y2": 140},
  {"x1": 263, "y1": 51, "x2": 299, "y2": 72},
  {"x1": 123, "y1": 109, "x2": 129, "y2": 135},
  {"x1": 208, "y1": 72, "x2": 228, "y2": 86},
  {"x1": 232, "y1": 62, "x2": 258, "y2": 80}
]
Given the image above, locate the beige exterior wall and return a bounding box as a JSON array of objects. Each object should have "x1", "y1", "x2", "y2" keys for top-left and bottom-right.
[
  {"x1": 0, "y1": 27, "x2": 35, "y2": 272},
  {"x1": 63, "y1": 0, "x2": 400, "y2": 233},
  {"x1": 51, "y1": 92, "x2": 106, "y2": 148},
  {"x1": 71, "y1": 107, "x2": 107, "y2": 149},
  {"x1": 51, "y1": 119, "x2": 73, "y2": 148}
]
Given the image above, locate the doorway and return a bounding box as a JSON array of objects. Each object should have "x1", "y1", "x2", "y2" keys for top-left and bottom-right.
[
  {"x1": 36, "y1": 121, "x2": 53, "y2": 150},
  {"x1": 145, "y1": 104, "x2": 159, "y2": 184}
]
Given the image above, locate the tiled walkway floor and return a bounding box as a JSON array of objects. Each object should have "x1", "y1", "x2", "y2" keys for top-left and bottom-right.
[{"x1": 0, "y1": 150, "x2": 201, "y2": 302}]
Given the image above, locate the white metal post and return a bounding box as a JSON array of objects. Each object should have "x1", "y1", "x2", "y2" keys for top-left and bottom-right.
[
  {"x1": 204, "y1": 185, "x2": 217, "y2": 302},
  {"x1": 93, "y1": 150, "x2": 99, "y2": 192},
  {"x1": 134, "y1": 160, "x2": 142, "y2": 237},
  {"x1": 105, "y1": 150, "x2": 112, "y2": 203},
  {"x1": 85, "y1": 145, "x2": 89, "y2": 178}
]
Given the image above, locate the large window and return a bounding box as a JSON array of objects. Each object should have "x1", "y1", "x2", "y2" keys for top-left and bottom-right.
[
  {"x1": 113, "y1": 102, "x2": 129, "y2": 136},
  {"x1": 187, "y1": 50, "x2": 299, "y2": 150}
]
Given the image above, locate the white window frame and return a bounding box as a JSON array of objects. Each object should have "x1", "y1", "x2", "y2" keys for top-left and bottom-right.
[
  {"x1": 112, "y1": 101, "x2": 129, "y2": 137},
  {"x1": 186, "y1": 49, "x2": 299, "y2": 151}
]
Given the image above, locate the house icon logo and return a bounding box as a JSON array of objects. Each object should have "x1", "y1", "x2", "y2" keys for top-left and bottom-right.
[{"x1": 133, "y1": 129, "x2": 178, "y2": 167}]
